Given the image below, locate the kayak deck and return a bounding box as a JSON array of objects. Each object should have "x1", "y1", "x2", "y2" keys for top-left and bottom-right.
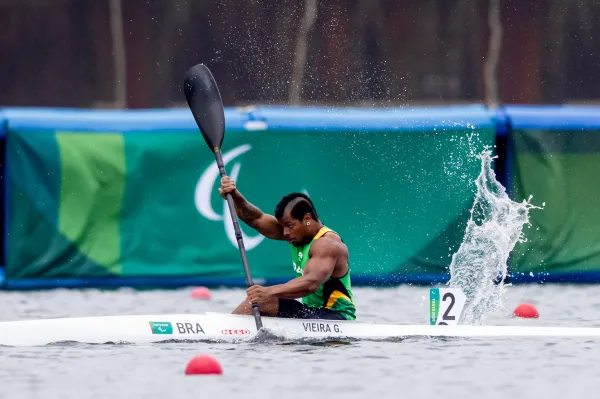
[{"x1": 2, "y1": 312, "x2": 600, "y2": 347}]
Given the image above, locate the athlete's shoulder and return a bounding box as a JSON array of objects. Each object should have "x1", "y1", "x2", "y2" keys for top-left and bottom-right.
[{"x1": 311, "y1": 231, "x2": 346, "y2": 257}]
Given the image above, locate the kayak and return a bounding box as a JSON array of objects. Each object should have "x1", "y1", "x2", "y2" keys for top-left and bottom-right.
[{"x1": 1, "y1": 311, "x2": 600, "y2": 347}]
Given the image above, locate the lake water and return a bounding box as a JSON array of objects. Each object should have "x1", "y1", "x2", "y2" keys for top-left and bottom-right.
[{"x1": 1, "y1": 283, "x2": 599, "y2": 399}]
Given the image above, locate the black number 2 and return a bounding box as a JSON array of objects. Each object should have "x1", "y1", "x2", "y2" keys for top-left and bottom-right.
[{"x1": 437, "y1": 292, "x2": 455, "y2": 325}]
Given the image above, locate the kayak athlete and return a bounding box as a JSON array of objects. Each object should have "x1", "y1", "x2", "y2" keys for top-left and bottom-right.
[{"x1": 219, "y1": 176, "x2": 356, "y2": 321}]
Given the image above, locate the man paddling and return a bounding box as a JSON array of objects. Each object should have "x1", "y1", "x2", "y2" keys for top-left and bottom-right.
[{"x1": 219, "y1": 176, "x2": 356, "y2": 321}]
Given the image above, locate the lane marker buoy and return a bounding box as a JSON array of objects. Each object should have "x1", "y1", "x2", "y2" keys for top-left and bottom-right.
[
  {"x1": 513, "y1": 303, "x2": 539, "y2": 318},
  {"x1": 191, "y1": 286, "x2": 212, "y2": 300},
  {"x1": 185, "y1": 355, "x2": 223, "y2": 375}
]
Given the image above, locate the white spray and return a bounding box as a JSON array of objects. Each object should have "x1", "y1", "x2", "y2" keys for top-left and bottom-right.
[{"x1": 448, "y1": 149, "x2": 542, "y2": 325}]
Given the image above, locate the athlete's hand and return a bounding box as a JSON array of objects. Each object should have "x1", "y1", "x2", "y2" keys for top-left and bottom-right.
[
  {"x1": 247, "y1": 285, "x2": 274, "y2": 304},
  {"x1": 218, "y1": 175, "x2": 237, "y2": 199}
]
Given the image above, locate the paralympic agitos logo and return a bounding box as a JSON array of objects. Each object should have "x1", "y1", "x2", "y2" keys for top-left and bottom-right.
[
  {"x1": 195, "y1": 144, "x2": 310, "y2": 251},
  {"x1": 194, "y1": 144, "x2": 266, "y2": 251}
]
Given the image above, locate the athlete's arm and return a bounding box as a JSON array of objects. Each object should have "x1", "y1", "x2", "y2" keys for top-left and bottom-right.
[
  {"x1": 268, "y1": 239, "x2": 338, "y2": 299},
  {"x1": 219, "y1": 176, "x2": 285, "y2": 240},
  {"x1": 233, "y1": 191, "x2": 284, "y2": 240}
]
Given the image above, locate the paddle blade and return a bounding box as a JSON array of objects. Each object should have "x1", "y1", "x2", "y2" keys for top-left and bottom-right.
[{"x1": 183, "y1": 64, "x2": 225, "y2": 152}]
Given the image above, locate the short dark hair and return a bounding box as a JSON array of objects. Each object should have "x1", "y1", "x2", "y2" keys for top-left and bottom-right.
[{"x1": 274, "y1": 192, "x2": 319, "y2": 221}]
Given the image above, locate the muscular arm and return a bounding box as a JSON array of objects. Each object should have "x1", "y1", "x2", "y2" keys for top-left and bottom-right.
[
  {"x1": 231, "y1": 191, "x2": 285, "y2": 240},
  {"x1": 269, "y1": 238, "x2": 339, "y2": 299}
]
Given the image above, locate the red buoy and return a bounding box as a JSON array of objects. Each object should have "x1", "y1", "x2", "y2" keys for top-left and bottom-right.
[
  {"x1": 513, "y1": 303, "x2": 539, "y2": 318},
  {"x1": 185, "y1": 355, "x2": 222, "y2": 375},
  {"x1": 190, "y1": 286, "x2": 212, "y2": 300}
]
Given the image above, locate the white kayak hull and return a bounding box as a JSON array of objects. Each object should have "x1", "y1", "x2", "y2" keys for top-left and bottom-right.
[{"x1": 2, "y1": 312, "x2": 600, "y2": 347}]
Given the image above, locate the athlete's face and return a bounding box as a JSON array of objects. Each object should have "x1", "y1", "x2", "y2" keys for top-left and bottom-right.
[{"x1": 279, "y1": 211, "x2": 312, "y2": 247}]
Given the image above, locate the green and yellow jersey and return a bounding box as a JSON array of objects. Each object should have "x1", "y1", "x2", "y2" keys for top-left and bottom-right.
[{"x1": 290, "y1": 226, "x2": 356, "y2": 320}]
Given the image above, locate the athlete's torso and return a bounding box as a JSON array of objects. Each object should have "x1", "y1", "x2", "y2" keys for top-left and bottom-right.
[{"x1": 291, "y1": 226, "x2": 356, "y2": 320}]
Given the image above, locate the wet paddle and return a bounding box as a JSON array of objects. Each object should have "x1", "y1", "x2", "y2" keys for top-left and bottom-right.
[{"x1": 183, "y1": 63, "x2": 263, "y2": 331}]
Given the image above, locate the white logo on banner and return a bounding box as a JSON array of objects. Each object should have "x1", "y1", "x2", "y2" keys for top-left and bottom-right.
[
  {"x1": 195, "y1": 144, "x2": 312, "y2": 251},
  {"x1": 194, "y1": 144, "x2": 265, "y2": 250}
]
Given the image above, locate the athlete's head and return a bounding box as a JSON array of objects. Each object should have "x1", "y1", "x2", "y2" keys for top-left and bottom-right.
[{"x1": 274, "y1": 192, "x2": 320, "y2": 246}]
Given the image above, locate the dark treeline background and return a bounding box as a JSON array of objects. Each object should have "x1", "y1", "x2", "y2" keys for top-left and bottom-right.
[{"x1": 0, "y1": 0, "x2": 599, "y2": 109}]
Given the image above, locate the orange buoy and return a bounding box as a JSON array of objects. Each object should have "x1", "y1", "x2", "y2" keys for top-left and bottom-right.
[
  {"x1": 185, "y1": 355, "x2": 223, "y2": 375},
  {"x1": 513, "y1": 303, "x2": 539, "y2": 318},
  {"x1": 190, "y1": 286, "x2": 212, "y2": 300}
]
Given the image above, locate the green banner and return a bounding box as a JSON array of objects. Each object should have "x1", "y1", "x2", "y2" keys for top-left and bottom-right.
[
  {"x1": 509, "y1": 128, "x2": 600, "y2": 275},
  {"x1": 5, "y1": 107, "x2": 496, "y2": 282}
]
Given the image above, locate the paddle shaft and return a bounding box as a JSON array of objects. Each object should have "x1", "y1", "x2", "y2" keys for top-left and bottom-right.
[{"x1": 214, "y1": 150, "x2": 263, "y2": 330}]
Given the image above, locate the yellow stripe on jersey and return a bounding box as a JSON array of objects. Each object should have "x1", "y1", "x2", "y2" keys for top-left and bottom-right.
[{"x1": 326, "y1": 290, "x2": 353, "y2": 309}]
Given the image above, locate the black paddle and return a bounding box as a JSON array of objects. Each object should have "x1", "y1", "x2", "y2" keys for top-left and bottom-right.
[{"x1": 183, "y1": 63, "x2": 263, "y2": 331}]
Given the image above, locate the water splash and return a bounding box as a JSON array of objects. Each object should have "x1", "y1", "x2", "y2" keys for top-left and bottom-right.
[{"x1": 448, "y1": 149, "x2": 542, "y2": 325}]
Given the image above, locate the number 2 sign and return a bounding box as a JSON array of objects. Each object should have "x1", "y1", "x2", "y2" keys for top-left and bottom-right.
[{"x1": 429, "y1": 287, "x2": 466, "y2": 326}]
